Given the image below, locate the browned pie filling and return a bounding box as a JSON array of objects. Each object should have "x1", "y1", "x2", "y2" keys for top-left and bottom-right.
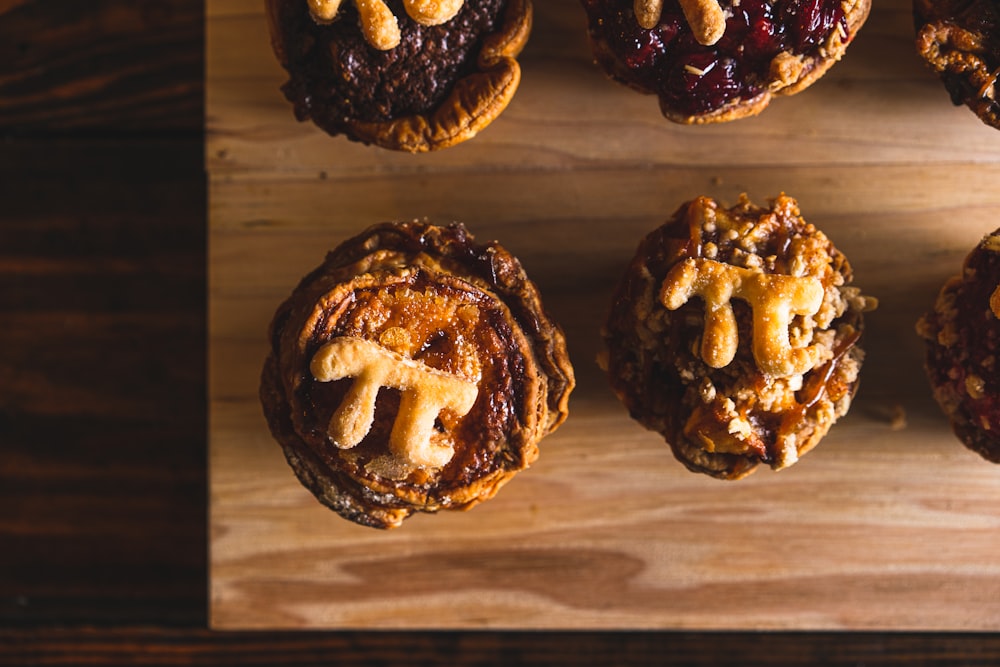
[
  {"x1": 914, "y1": 0, "x2": 1000, "y2": 129},
  {"x1": 917, "y1": 230, "x2": 1000, "y2": 463},
  {"x1": 261, "y1": 221, "x2": 574, "y2": 528},
  {"x1": 601, "y1": 194, "x2": 875, "y2": 479}
]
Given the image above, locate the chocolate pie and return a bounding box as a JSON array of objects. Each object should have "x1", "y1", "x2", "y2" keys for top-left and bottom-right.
[
  {"x1": 260, "y1": 221, "x2": 574, "y2": 528},
  {"x1": 600, "y1": 194, "x2": 876, "y2": 479},
  {"x1": 580, "y1": 0, "x2": 870, "y2": 123},
  {"x1": 266, "y1": 0, "x2": 532, "y2": 151},
  {"x1": 914, "y1": 0, "x2": 1000, "y2": 129},
  {"x1": 917, "y1": 230, "x2": 1000, "y2": 463}
]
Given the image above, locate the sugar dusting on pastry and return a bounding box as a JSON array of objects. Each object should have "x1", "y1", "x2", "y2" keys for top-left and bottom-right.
[
  {"x1": 308, "y1": 0, "x2": 343, "y2": 21},
  {"x1": 404, "y1": 0, "x2": 464, "y2": 25},
  {"x1": 633, "y1": 0, "x2": 663, "y2": 29},
  {"x1": 677, "y1": 0, "x2": 727, "y2": 45}
]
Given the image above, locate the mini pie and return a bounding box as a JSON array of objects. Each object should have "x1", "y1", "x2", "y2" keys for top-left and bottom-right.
[
  {"x1": 601, "y1": 194, "x2": 876, "y2": 479},
  {"x1": 914, "y1": 0, "x2": 1000, "y2": 129},
  {"x1": 260, "y1": 221, "x2": 574, "y2": 528},
  {"x1": 266, "y1": 0, "x2": 532, "y2": 152},
  {"x1": 579, "y1": 0, "x2": 870, "y2": 123},
  {"x1": 917, "y1": 230, "x2": 1000, "y2": 463}
]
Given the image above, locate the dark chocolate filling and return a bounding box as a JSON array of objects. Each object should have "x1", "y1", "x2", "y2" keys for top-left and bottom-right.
[{"x1": 273, "y1": 0, "x2": 505, "y2": 126}]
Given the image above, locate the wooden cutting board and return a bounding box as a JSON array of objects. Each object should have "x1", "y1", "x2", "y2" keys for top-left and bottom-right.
[{"x1": 207, "y1": 0, "x2": 1000, "y2": 629}]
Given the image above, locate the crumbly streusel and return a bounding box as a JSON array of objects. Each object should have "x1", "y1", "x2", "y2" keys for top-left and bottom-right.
[{"x1": 602, "y1": 193, "x2": 876, "y2": 479}]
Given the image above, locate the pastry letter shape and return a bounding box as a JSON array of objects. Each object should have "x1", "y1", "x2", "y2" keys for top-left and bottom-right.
[
  {"x1": 660, "y1": 258, "x2": 824, "y2": 377},
  {"x1": 311, "y1": 336, "x2": 478, "y2": 468}
]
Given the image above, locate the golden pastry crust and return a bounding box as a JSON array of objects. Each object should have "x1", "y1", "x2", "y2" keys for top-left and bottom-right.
[
  {"x1": 917, "y1": 230, "x2": 1000, "y2": 463},
  {"x1": 266, "y1": 0, "x2": 532, "y2": 152},
  {"x1": 914, "y1": 0, "x2": 1000, "y2": 130},
  {"x1": 580, "y1": 0, "x2": 870, "y2": 124},
  {"x1": 260, "y1": 221, "x2": 574, "y2": 528},
  {"x1": 601, "y1": 194, "x2": 875, "y2": 479}
]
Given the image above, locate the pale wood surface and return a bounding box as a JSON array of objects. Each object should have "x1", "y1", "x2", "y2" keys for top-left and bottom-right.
[{"x1": 208, "y1": 0, "x2": 1000, "y2": 630}]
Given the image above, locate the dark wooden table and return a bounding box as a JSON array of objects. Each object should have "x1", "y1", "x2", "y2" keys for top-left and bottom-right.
[{"x1": 2, "y1": 1, "x2": 999, "y2": 663}]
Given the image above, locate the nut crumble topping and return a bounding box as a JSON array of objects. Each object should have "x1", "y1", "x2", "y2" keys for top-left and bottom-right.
[{"x1": 603, "y1": 193, "x2": 874, "y2": 479}]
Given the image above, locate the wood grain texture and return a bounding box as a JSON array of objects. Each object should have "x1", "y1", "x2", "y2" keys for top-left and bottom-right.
[
  {"x1": 5, "y1": 628, "x2": 1000, "y2": 666},
  {"x1": 0, "y1": 0, "x2": 203, "y2": 133},
  {"x1": 0, "y1": 0, "x2": 207, "y2": 626},
  {"x1": 206, "y1": 0, "x2": 1000, "y2": 631},
  {"x1": 0, "y1": 138, "x2": 208, "y2": 626}
]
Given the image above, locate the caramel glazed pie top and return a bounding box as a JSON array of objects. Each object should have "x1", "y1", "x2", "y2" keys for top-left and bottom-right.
[
  {"x1": 601, "y1": 194, "x2": 877, "y2": 480},
  {"x1": 266, "y1": 0, "x2": 533, "y2": 151},
  {"x1": 261, "y1": 221, "x2": 575, "y2": 529}
]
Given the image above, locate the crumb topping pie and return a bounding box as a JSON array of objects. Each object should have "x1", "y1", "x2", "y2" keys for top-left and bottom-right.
[
  {"x1": 260, "y1": 221, "x2": 574, "y2": 528},
  {"x1": 601, "y1": 194, "x2": 876, "y2": 479}
]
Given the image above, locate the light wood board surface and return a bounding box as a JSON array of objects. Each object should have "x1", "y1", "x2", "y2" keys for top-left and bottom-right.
[{"x1": 208, "y1": 0, "x2": 1000, "y2": 630}]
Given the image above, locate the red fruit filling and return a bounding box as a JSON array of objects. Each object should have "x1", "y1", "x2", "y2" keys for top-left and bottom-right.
[
  {"x1": 926, "y1": 241, "x2": 1000, "y2": 439},
  {"x1": 582, "y1": 0, "x2": 848, "y2": 116}
]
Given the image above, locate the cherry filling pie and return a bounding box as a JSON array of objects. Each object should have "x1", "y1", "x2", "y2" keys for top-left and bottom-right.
[
  {"x1": 917, "y1": 230, "x2": 1000, "y2": 463},
  {"x1": 580, "y1": 0, "x2": 870, "y2": 122},
  {"x1": 266, "y1": 0, "x2": 533, "y2": 151}
]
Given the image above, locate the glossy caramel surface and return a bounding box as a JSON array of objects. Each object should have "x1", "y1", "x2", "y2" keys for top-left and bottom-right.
[{"x1": 261, "y1": 221, "x2": 573, "y2": 527}]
